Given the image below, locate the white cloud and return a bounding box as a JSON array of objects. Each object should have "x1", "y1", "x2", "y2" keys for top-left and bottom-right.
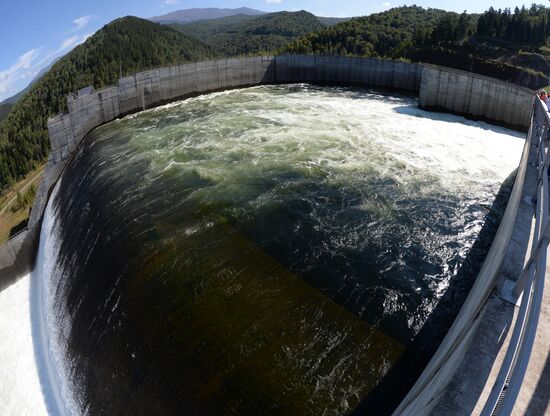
[
  {"x1": 266, "y1": 0, "x2": 283, "y2": 4},
  {"x1": 0, "y1": 49, "x2": 39, "y2": 98},
  {"x1": 73, "y1": 15, "x2": 93, "y2": 31},
  {"x1": 381, "y1": 1, "x2": 391, "y2": 8},
  {"x1": 0, "y1": 31, "x2": 95, "y2": 101},
  {"x1": 163, "y1": 0, "x2": 179, "y2": 4},
  {"x1": 61, "y1": 36, "x2": 79, "y2": 51}
]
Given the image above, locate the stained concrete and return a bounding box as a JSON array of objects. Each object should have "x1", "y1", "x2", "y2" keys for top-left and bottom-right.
[{"x1": 419, "y1": 65, "x2": 534, "y2": 132}]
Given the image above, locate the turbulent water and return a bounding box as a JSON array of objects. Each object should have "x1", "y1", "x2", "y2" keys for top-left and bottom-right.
[
  {"x1": 0, "y1": 274, "x2": 47, "y2": 415},
  {"x1": 32, "y1": 84, "x2": 524, "y2": 415}
]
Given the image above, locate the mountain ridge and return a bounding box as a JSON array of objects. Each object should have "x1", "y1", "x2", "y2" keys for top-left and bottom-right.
[
  {"x1": 150, "y1": 7, "x2": 266, "y2": 24},
  {"x1": 169, "y1": 10, "x2": 325, "y2": 56}
]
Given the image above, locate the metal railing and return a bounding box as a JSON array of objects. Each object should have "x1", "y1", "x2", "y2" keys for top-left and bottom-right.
[{"x1": 481, "y1": 98, "x2": 549, "y2": 415}]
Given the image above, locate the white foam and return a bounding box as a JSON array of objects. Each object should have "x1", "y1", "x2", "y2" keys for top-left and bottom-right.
[
  {"x1": 33, "y1": 179, "x2": 81, "y2": 416},
  {"x1": 0, "y1": 274, "x2": 47, "y2": 415}
]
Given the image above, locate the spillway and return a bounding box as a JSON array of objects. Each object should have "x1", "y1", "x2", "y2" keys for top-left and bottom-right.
[{"x1": 27, "y1": 84, "x2": 524, "y2": 415}]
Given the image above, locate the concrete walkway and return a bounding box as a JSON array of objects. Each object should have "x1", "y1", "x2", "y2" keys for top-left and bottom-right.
[{"x1": 432, "y1": 137, "x2": 550, "y2": 415}]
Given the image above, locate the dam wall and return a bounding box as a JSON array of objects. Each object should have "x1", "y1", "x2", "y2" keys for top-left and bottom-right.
[{"x1": 419, "y1": 65, "x2": 534, "y2": 132}]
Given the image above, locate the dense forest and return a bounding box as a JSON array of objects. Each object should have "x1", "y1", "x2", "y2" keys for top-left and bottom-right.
[
  {"x1": 284, "y1": 7, "x2": 457, "y2": 57},
  {"x1": 477, "y1": 4, "x2": 550, "y2": 44},
  {"x1": 170, "y1": 11, "x2": 325, "y2": 56},
  {"x1": 0, "y1": 104, "x2": 12, "y2": 124},
  {"x1": 0, "y1": 17, "x2": 216, "y2": 191}
]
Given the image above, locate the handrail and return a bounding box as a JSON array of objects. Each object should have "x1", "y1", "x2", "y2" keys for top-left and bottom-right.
[{"x1": 481, "y1": 98, "x2": 549, "y2": 415}]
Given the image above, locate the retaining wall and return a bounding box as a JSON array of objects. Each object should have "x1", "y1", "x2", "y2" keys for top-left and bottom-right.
[{"x1": 419, "y1": 65, "x2": 534, "y2": 131}]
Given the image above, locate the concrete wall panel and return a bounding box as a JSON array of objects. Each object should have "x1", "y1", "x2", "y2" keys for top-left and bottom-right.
[{"x1": 419, "y1": 65, "x2": 534, "y2": 131}]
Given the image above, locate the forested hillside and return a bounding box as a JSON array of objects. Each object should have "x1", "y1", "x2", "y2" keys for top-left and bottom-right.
[
  {"x1": 283, "y1": 5, "x2": 550, "y2": 88},
  {"x1": 477, "y1": 5, "x2": 550, "y2": 44},
  {"x1": 170, "y1": 11, "x2": 325, "y2": 55},
  {"x1": 285, "y1": 6, "x2": 456, "y2": 57},
  {"x1": 0, "y1": 105, "x2": 12, "y2": 124},
  {"x1": 0, "y1": 16, "x2": 216, "y2": 191}
]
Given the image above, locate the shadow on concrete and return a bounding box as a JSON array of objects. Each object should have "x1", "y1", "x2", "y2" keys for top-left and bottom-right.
[
  {"x1": 350, "y1": 168, "x2": 527, "y2": 415},
  {"x1": 9, "y1": 218, "x2": 29, "y2": 238},
  {"x1": 525, "y1": 347, "x2": 550, "y2": 415},
  {"x1": 393, "y1": 104, "x2": 526, "y2": 137}
]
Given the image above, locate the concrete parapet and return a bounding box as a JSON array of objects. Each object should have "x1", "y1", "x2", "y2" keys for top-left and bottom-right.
[{"x1": 420, "y1": 65, "x2": 534, "y2": 131}]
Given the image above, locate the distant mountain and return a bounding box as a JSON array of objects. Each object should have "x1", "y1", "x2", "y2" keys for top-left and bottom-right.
[
  {"x1": 150, "y1": 7, "x2": 266, "y2": 25},
  {"x1": 0, "y1": 57, "x2": 61, "y2": 106},
  {"x1": 0, "y1": 16, "x2": 217, "y2": 191},
  {"x1": 170, "y1": 10, "x2": 325, "y2": 56},
  {"x1": 317, "y1": 16, "x2": 353, "y2": 26}
]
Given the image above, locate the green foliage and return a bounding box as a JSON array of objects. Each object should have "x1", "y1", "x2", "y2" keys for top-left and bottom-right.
[
  {"x1": 477, "y1": 5, "x2": 550, "y2": 44},
  {"x1": 0, "y1": 16, "x2": 217, "y2": 192},
  {"x1": 171, "y1": 11, "x2": 325, "y2": 56},
  {"x1": 283, "y1": 6, "x2": 452, "y2": 58},
  {"x1": 0, "y1": 104, "x2": 12, "y2": 123}
]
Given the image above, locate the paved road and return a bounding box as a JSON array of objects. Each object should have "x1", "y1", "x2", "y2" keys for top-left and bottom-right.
[{"x1": 0, "y1": 171, "x2": 43, "y2": 217}]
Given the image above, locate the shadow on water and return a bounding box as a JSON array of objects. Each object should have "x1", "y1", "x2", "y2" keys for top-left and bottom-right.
[
  {"x1": 393, "y1": 105, "x2": 525, "y2": 137},
  {"x1": 351, "y1": 168, "x2": 521, "y2": 415}
]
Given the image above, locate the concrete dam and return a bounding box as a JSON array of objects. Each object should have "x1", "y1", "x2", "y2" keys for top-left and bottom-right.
[{"x1": 0, "y1": 55, "x2": 547, "y2": 415}]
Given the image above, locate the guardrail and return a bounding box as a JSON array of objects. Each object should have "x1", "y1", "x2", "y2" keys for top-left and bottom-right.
[{"x1": 481, "y1": 98, "x2": 549, "y2": 415}]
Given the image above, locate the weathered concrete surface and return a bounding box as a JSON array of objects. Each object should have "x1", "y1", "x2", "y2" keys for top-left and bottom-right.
[{"x1": 420, "y1": 65, "x2": 534, "y2": 132}]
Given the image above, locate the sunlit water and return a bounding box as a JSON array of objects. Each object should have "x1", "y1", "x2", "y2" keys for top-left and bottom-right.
[{"x1": 28, "y1": 84, "x2": 524, "y2": 415}]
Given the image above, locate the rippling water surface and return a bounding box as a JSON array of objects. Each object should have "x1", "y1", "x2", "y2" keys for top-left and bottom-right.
[{"x1": 35, "y1": 84, "x2": 523, "y2": 415}]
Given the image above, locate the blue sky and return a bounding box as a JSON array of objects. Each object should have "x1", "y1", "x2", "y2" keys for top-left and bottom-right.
[{"x1": 0, "y1": 0, "x2": 532, "y2": 101}]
